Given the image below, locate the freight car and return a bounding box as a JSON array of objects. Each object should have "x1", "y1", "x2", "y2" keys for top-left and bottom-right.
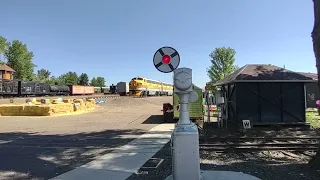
[
  {"x1": 94, "y1": 86, "x2": 110, "y2": 94},
  {"x1": 0, "y1": 79, "x2": 95, "y2": 98},
  {"x1": 0, "y1": 80, "x2": 18, "y2": 98},
  {"x1": 69, "y1": 85, "x2": 94, "y2": 95},
  {"x1": 117, "y1": 82, "x2": 129, "y2": 96},
  {"x1": 49, "y1": 84, "x2": 70, "y2": 96}
]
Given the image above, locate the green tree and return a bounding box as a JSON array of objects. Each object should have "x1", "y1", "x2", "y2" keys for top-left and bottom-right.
[
  {"x1": 5, "y1": 40, "x2": 36, "y2": 80},
  {"x1": 96, "y1": 77, "x2": 106, "y2": 87},
  {"x1": 206, "y1": 47, "x2": 238, "y2": 84},
  {"x1": 90, "y1": 77, "x2": 98, "y2": 86},
  {"x1": 30, "y1": 73, "x2": 38, "y2": 81},
  {"x1": 0, "y1": 36, "x2": 9, "y2": 64},
  {"x1": 37, "y1": 68, "x2": 51, "y2": 82},
  {"x1": 78, "y1": 73, "x2": 89, "y2": 85},
  {"x1": 47, "y1": 76, "x2": 57, "y2": 84},
  {"x1": 90, "y1": 77, "x2": 106, "y2": 87},
  {"x1": 57, "y1": 72, "x2": 78, "y2": 85}
]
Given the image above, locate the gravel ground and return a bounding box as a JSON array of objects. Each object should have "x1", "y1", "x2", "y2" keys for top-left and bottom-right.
[
  {"x1": 127, "y1": 142, "x2": 320, "y2": 180},
  {"x1": 0, "y1": 96, "x2": 172, "y2": 180}
]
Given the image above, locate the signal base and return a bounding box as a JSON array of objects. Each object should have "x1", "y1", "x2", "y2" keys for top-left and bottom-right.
[{"x1": 170, "y1": 123, "x2": 201, "y2": 180}]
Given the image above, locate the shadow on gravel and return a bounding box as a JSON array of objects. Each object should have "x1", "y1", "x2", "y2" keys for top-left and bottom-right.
[
  {"x1": 202, "y1": 121, "x2": 320, "y2": 138},
  {"x1": 142, "y1": 115, "x2": 164, "y2": 124},
  {"x1": 200, "y1": 151, "x2": 320, "y2": 180},
  {"x1": 0, "y1": 129, "x2": 147, "y2": 180},
  {"x1": 127, "y1": 143, "x2": 320, "y2": 180}
]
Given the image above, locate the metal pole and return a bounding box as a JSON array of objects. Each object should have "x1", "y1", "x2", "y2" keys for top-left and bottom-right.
[
  {"x1": 206, "y1": 91, "x2": 210, "y2": 123},
  {"x1": 177, "y1": 92, "x2": 191, "y2": 125}
]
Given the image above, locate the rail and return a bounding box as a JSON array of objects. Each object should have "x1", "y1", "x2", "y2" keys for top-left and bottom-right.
[{"x1": 199, "y1": 136, "x2": 320, "y2": 152}]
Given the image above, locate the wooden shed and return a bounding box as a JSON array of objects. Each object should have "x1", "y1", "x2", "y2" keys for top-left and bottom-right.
[
  {"x1": 0, "y1": 64, "x2": 15, "y2": 80},
  {"x1": 213, "y1": 64, "x2": 316, "y2": 126}
]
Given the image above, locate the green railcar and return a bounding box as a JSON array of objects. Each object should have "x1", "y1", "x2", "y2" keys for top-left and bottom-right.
[{"x1": 173, "y1": 85, "x2": 204, "y2": 120}]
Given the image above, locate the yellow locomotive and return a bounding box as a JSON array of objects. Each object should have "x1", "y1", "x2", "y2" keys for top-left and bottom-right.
[{"x1": 129, "y1": 77, "x2": 173, "y2": 97}]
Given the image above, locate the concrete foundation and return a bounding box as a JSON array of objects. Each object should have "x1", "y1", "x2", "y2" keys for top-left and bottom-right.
[{"x1": 165, "y1": 170, "x2": 261, "y2": 180}]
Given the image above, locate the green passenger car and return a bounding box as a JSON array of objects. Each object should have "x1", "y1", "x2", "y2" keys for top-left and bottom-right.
[{"x1": 173, "y1": 85, "x2": 204, "y2": 120}]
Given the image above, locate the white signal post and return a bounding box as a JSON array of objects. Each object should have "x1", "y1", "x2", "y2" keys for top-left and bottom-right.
[
  {"x1": 153, "y1": 47, "x2": 201, "y2": 180},
  {"x1": 169, "y1": 67, "x2": 201, "y2": 180}
]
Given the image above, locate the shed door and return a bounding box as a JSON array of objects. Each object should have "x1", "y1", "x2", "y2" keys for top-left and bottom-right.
[
  {"x1": 259, "y1": 83, "x2": 282, "y2": 123},
  {"x1": 281, "y1": 83, "x2": 305, "y2": 123}
]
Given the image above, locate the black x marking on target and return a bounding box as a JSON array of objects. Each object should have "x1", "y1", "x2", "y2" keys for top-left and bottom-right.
[
  {"x1": 158, "y1": 49, "x2": 165, "y2": 56},
  {"x1": 168, "y1": 63, "x2": 174, "y2": 71},
  {"x1": 170, "y1": 51, "x2": 178, "y2": 58},
  {"x1": 155, "y1": 62, "x2": 163, "y2": 68}
]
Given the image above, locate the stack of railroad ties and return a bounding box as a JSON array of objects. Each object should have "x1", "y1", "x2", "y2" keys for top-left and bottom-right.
[{"x1": 0, "y1": 97, "x2": 97, "y2": 116}]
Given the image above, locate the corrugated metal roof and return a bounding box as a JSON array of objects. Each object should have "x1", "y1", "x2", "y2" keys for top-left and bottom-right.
[{"x1": 213, "y1": 64, "x2": 316, "y2": 86}]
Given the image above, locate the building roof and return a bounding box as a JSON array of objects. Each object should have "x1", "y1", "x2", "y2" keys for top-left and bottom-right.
[
  {"x1": 296, "y1": 72, "x2": 317, "y2": 80},
  {"x1": 0, "y1": 64, "x2": 15, "y2": 72},
  {"x1": 213, "y1": 64, "x2": 316, "y2": 86}
]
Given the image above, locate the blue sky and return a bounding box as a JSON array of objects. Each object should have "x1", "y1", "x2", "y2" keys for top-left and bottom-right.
[{"x1": 0, "y1": 0, "x2": 316, "y2": 88}]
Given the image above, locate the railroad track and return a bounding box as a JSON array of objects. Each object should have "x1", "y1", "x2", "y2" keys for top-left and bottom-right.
[
  {"x1": 199, "y1": 136, "x2": 320, "y2": 152},
  {"x1": 89, "y1": 95, "x2": 120, "y2": 99},
  {"x1": 130, "y1": 96, "x2": 171, "y2": 98},
  {"x1": 0, "y1": 94, "x2": 120, "y2": 100}
]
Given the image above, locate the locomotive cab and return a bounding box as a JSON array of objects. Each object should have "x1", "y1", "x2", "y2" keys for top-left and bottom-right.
[{"x1": 129, "y1": 77, "x2": 146, "y2": 96}]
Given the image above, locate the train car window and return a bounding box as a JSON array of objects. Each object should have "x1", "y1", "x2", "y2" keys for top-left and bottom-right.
[{"x1": 138, "y1": 78, "x2": 143, "y2": 80}]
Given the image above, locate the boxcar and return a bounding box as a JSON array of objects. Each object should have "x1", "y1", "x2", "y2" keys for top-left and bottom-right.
[{"x1": 69, "y1": 85, "x2": 94, "y2": 95}]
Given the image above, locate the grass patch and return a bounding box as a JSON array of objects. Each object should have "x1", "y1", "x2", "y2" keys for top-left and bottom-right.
[{"x1": 306, "y1": 110, "x2": 320, "y2": 128}]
